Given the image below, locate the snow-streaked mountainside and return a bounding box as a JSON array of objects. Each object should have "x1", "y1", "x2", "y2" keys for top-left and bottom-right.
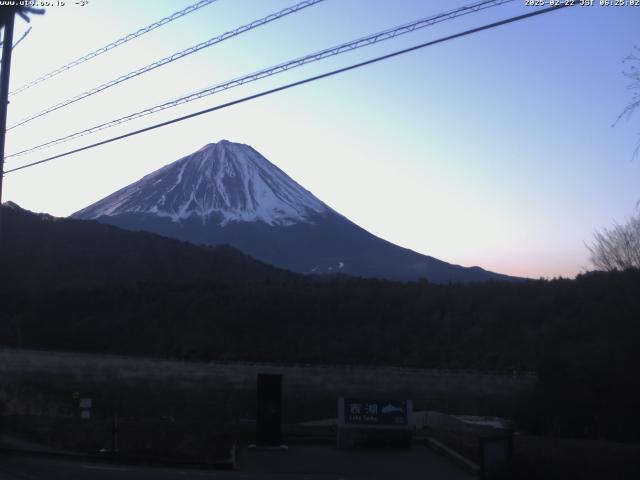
[
  {"x1": 73, "y1": 140, "x2": 518, "y2": 283},
  {"x1": 74, "y1": 140, "x2": 329, "y2": 226}
]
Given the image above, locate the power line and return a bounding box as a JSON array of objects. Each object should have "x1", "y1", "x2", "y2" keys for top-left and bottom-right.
[
  {"x1": 4, "y1": 3, "x2": 573, "y2": 175},
  {"x1": 7, "y1": 0, "x2": 325, "y2": 131},
  {"x1": 8, "y1": 0, "x2": 219, "y2": 97},
  {"x1": 6, "y1": 0, "x2": 514, "y2": 159}
]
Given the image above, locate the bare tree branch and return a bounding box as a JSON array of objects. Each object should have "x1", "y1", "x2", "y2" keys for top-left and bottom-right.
[
  {"x1": 614, "y1": 46, "x2": 640, "y2": 158},
  {"x1": 589, "y1": 213, "x2": 640, "y2": 271}
]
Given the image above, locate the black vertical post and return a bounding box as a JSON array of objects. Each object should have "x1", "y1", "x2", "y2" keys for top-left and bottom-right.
[
  {"x1": 256, "y1": 373, "x2": 282, "y2": 446},
  {"x1": 112, "y1": 413, "x2": 119, "y2": 456},
  {"x1": 479, "y1": 434, "x2": 513, "y2": 480},
  {"x1": 0, "y1": 10, "x2": 16, "y2": 249}
]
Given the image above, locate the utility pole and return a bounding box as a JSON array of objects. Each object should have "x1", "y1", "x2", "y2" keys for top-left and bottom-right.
[{"x1": 0, "y1": 9, "x2": 16, "y2": 248}]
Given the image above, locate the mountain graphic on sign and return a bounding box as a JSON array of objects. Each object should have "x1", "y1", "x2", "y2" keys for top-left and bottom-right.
[{"x1": 381, "y1": 404, "x2": 403, "y2": 415}]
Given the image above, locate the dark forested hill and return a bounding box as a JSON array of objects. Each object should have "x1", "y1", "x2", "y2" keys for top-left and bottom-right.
[
  {"x1": 2, "y1": 202, "x2": 640, "y2": 441},
  {"x1": 0, "y1": 202, "x2": 296, "y2": 289}
]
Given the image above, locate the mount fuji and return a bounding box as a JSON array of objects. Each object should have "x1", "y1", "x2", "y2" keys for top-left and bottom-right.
[{"x1": 73, "y1": 140, "x2": 514, "y2": 283}]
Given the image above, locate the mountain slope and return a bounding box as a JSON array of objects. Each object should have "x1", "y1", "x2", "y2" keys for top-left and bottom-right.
[
  {"x1": 0, "y1": 202, "x2": 296, "y2": 289},
  {"x1": 73, "y1": 140, "x2": 516, "y2": 283}
]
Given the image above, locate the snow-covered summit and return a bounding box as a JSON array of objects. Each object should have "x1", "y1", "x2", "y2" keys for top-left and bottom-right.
[{"x1": 73, "y1": 140, "x2": 330, "y2": 226}]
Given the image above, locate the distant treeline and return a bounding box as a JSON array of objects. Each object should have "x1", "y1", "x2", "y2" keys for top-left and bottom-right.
[
  {"x1": 1, "y1": 269, "x2": 640, "y2": 440},
  {"x1": 2, "y1": 270, "x2": 637, "y2": 369}
]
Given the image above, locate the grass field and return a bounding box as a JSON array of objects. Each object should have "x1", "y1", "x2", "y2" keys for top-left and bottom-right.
[{"x1": 0, "y1": 347, "x2": 535, "y2": 463}]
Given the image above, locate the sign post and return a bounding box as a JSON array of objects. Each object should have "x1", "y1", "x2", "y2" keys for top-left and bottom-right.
[{"x1": 255, "y1": 373, "x2": 283, "y2": 447}]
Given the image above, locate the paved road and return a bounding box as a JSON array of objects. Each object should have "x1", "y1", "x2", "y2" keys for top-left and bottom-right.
[
  {"x1": 0, "y1": 445, "x2": 473, "y2": 480},
  {"x1": 239, "y1": 444, "x2": 473, "y2": 480},
  {"x1": 0, "y1": 454, "x2": 323, "y2": 480}
]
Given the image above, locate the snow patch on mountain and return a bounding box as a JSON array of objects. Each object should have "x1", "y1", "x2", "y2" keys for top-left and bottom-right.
[{"x1": 74, "y1": 140, "x2": 330, "y2": 226}]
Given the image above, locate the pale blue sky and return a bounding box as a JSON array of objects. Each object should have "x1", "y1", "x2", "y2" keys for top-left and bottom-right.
[{"x1": 3, "y1": 0, "x2": 639, "y2": 278}]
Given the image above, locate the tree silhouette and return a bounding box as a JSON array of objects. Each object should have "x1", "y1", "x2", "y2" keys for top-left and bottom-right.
[
  {"x1": 588, "y1": 213, "x2": 640, "y2": 271},
  {"x1": 616, "y1": 46, "x2": 640, "y2": 157}
]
